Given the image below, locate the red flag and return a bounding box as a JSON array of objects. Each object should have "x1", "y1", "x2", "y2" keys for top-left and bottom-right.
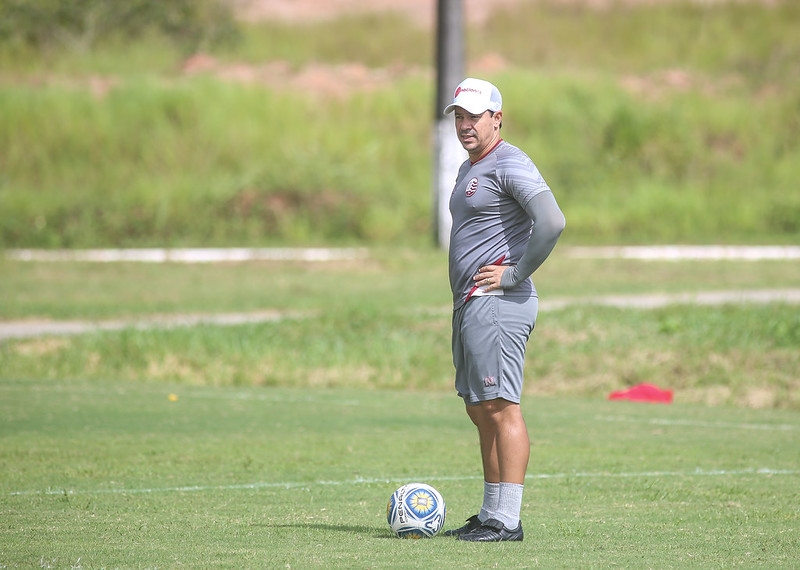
[{"x1": 608, "y1": 383, "x2": 673, "y2": 404}]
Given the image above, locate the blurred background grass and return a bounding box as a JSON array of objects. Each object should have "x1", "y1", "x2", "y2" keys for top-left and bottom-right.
[
  {"x1": 1, "y1": 0, "x2": 798, "y2": 248},
  {"x1": 2, "y1": 253, "x2": 799, "y2": 408}
]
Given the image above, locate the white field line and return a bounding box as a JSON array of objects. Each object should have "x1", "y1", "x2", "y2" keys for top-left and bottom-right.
[
  {"x1": 565, "y1": 245, "x2": 800, "y2": 261},
  {"x1": 545, "y1": 289, "x2": 800, "y2": 310},
  {"x1": 595, "y1": 415, "x2": 799, "y2": 432},
  {"x1": 4, "y1": 384, "x2": 795, "y2": 432},
  {"x1": 6, "y1": 245, "x2": 800, "y2": 263},
  {"x1": 6, "y1": 247, "x2": 369, "y2": 263},
  {"x1": 8, "y1": 468, "x2": 798, "y2": 497},
  {"x1": 191, "y1": 393, "x2": 799, "y2": 431},
  {"x1": 0, "y1": 310, "x2": 313, "y2": 341},
  {"x1": 7, "y1": 383, "x2": 795, "y2": 431},
  {"x1": 2, "y1": 289, "x2": 799, "y2": 342},
  {"x1": 3, "y1": 245, "x2": 799, "y2": 341}
]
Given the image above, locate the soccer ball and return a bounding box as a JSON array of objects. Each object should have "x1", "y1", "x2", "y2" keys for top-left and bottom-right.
[{"x1": 386, "y1": 482, "x2": 446, "y2": 538}]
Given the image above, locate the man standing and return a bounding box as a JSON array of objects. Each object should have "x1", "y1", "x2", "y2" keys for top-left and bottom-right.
[{"x1": 441, "y1": 78, "x2": 565, "y2": 542}]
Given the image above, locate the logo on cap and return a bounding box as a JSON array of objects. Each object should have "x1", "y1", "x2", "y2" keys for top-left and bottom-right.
[{"x1": 454, "y1": 86, "x2": 482, "y2": 99}]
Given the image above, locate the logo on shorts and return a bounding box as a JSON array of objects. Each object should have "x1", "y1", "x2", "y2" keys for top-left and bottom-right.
[
  {"x1": 483, "y1": 376, "x2": 496, "y2": 387},
  {"x1": 466, "y1": 177, "x2": 479, "y2": 197}
]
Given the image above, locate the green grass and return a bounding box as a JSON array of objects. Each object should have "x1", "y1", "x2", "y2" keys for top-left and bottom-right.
[
  {"x1": 0, "y1": 77, "x2": 433, "y2": 247},
  {"x1": 2, "y1": 301, "x2": 797, "y2": 407},
  {"x1": 1, "y1": 382, "x2": 798, "y2": 567},
  {"x1": 1, "y1": 2, "x2": 799, "y2": 247},
  {"x1": 3, "y1": 249, "x2": 800, "y2": 320},
  {"x1": 1, "y1": 251, "x2": 799, "y2": 408},
  {"x1": 2, "y1": 3, "x2": 798, "y2": 565},
  {"x1": 0, "y1": 248, "x2": 450, "y2": 319},
  {"x1": 481, "y1": 1, "x2": 800, "y2": 82},
  {"x1": 1, "y1": 250, "x2": 798, "y2": 564}
]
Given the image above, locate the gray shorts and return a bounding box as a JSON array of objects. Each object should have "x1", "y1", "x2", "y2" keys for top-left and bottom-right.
[{"x1": 452, "y1": 295, "x2": 538, "y2": 405}]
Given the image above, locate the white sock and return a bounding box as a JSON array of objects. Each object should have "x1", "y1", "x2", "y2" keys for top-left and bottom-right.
[
  {"x1": 478, "y1": 481, "x2": 499, "y2": 522},
  {"x1": 494, "y1": 482, "x2": 524, "y2": 530}
]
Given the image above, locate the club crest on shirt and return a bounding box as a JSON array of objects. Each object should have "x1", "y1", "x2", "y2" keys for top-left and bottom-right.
[{"x1": 465, "y1": 177, "x2": 479, "y2": 197}]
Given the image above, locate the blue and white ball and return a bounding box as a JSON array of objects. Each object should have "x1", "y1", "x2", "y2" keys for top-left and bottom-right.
[{"x1": 386, "y1": 482, "x2": 446, "y2": 538}]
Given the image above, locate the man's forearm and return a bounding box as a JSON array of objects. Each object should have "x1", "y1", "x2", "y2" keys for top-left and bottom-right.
[{"x1": 500, "y1": 191, "x2": 566, "y2": 288}]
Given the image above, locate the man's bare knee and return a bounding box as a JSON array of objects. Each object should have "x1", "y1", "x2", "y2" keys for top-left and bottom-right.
[{"x1": 472, "y1": 398, "x2": 518, "y2": 426}]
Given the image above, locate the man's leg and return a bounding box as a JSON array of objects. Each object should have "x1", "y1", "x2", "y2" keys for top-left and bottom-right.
[
  {"x1": 462, "y1": 398, "x2": 528, "y2": 539},
  {"x1": 466, "y1": 398, "x2": 530, "y2": 485},
  {"x1": 464, "y1": 402, "x2": 500, "y2": 525}
]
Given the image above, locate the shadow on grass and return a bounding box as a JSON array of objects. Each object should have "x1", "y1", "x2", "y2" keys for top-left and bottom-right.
[{"x1": 261, "y1": 522, "x2": 394, "y2": 539}]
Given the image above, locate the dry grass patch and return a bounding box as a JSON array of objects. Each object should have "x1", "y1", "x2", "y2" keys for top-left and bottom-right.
[{"x1": 12, "y1": 337, "x2": 70, "y2": 356}]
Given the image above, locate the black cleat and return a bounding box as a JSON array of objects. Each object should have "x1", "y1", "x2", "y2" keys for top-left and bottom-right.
[
  {"x1": 442, "y1": 514, "x2": 482, "y2": 537},
  {"x1": 457, "y1": 518, "x2": 523, "y2": 542}
]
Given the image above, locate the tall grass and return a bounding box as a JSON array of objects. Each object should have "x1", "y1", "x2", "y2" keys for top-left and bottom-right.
[
  {"x1": 1, "y1": 1, "x2": 798, "y2": 247},
  {"x1": 482, "y1": 1, "x2": 800, "y2": 83},
  {"x1": 225, "y1": 13, "x2": 432, "y2": 68},
  {"x1": 497, "y1": 72, "x2": 800, "y2": 242},
  {"x1": 0, "y1": 77, "x2": 433, "y2": 246}
]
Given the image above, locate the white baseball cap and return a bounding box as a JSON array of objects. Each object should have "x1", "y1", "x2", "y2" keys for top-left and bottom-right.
[{"x1": 443, "y1": 78, "x2": 503, "y2": 115}]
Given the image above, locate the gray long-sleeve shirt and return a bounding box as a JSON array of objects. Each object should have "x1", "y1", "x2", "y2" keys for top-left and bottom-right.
[{"x1": 448, "y1": 140, "x2": 565, "y2": 309}]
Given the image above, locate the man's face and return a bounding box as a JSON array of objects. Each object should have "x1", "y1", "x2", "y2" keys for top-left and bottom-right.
[{"x1": 453, "y1": 107, "x2": 502, "y2": 159}]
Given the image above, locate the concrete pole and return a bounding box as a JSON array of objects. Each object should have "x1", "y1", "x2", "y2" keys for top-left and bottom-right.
[{"x1": 432, "y1": 0, "x2": 466, "y2": 250}]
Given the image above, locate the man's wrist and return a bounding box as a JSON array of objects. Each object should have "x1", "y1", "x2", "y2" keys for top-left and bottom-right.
[{"x1": 500, "y1": 265, "x2": 519, "y2": 288}]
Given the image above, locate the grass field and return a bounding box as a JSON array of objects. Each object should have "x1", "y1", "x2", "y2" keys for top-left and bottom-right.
[
  {"x1": 2, "y1": 1, "x2": 798, "y2": 564},
  {"x1": 1, "y1": 250, "x2": 799, "y2": 566},
  {"x1": 1, "y1": 382, "x2": 798, "y2": 568},
  {"x1": 2, "y1": 250, "x2": 799, "y2": 407}
]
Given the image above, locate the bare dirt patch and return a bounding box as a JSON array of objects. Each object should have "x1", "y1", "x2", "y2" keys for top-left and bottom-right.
[
  {"x1": 182, "y1": 54, "x2": 427, "y2": 96},
  {"x1": 230, "y1": 0, "x2": 777, "y2": 27},
  {"x1": 9, "y1": 0, "x2": 774, "y2": 98},
  {"x1": 230, "y1": 0, "x2": 524, "y2": 26}
]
